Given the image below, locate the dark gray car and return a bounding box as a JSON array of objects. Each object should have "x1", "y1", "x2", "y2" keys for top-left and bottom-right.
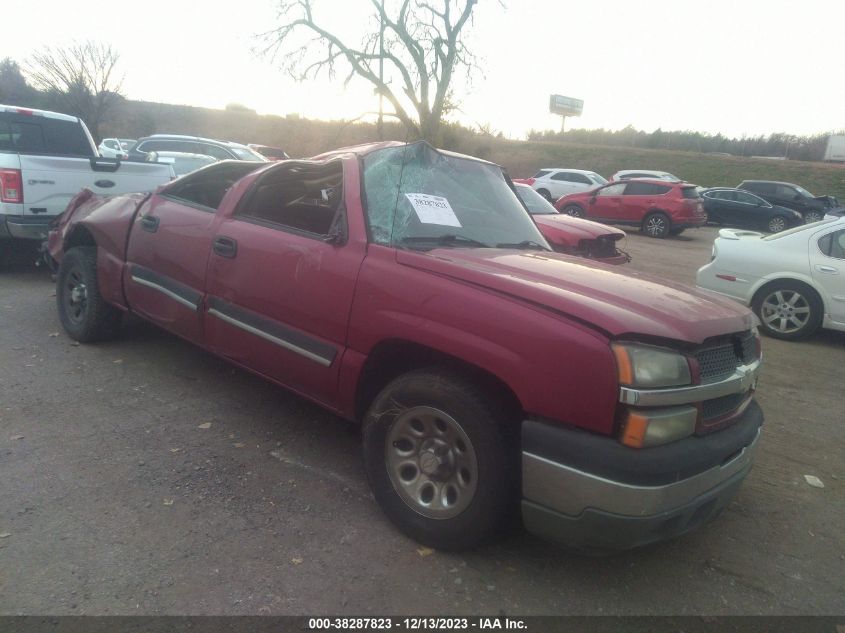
[
  {"x1": 702, "y1": 188, "x2": 805, "y2": 233},
  {"x1": 737, "y1": 180, "x2": 839, "y2": 224}
]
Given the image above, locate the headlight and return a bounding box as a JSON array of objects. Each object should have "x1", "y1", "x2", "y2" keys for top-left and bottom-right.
[{"x1": 612, "y1": 343, "x2": 691, "y2": 388}]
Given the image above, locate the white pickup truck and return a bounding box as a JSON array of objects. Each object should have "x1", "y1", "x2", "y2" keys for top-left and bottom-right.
[{"x1": 0, "y1": 104, "x2": 173, "y2": 254}]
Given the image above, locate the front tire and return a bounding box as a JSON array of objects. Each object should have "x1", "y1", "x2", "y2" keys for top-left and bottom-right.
[
  {"x1": 767, "y1": 215, "x2": 787, "y2": 233},
  {"x1": 642, "y1": 212, "x2": 670, "y2": 238},
  {"x1": 751, "y1": 281, "x2": 823, "y2": 341},
  {"x1": 536, "y1": 188, "x2": 552, "y2": 202},
  {"x1": 362, "y1": 369, "x2": 517, "y2": 551},
  {"x1": 562, "y1": 204, "x2": 585, "y2": 218},
  {"x1": 57, "y1": 246, "x2": 122, "y2": 342}
]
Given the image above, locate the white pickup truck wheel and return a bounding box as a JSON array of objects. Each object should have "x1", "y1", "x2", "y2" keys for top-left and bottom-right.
[
  {"x1": 362, "y1": 369, "x2": 518, "y2": 551},
  {"x1": 57, "y1": 246, "x2": 122, "y2": 342}
]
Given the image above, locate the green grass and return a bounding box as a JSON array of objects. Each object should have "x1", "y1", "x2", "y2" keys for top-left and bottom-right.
[{"x1": 485, "y1": 139, "x2": 845, "y2": 200}]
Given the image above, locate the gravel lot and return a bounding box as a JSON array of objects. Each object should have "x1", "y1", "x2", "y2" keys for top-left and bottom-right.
[{"x1": 0, "y1": 227, "x2": 843, "y2": 616}]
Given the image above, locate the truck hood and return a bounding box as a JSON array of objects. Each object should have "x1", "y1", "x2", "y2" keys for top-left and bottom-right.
[
  {"x1": 396, "y1": 248, "x2": 753, "y2": 344},
  {"x1": 533, "y1": 214, "x2": 625, "y2": 243}
]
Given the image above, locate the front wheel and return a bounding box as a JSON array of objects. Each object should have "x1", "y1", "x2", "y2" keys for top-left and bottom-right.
[
  {"x1": 642, "y1": 212, "x2": 670, "y2": 238},
  {"x1": 803, "y1": 211, "x2": 824, "y2": 224},
  {"x1": 57, "y1": 246, "x2": 122, "y2": 342},
  {"x1": 362, "y1": 369, "x2": 517, "y2": 551},
  {"x1": 767, "y1": 215, "x2": 787, "y2": 233},
  {"x1": 752, "y1": 281, "x2": 823, "y2": 341},
  {"x1": 536, "y1": 188, "x2": 552, "y2": 202},
  {"x1": 561, "y1": 204, "x2": 585, "y2": 218}
]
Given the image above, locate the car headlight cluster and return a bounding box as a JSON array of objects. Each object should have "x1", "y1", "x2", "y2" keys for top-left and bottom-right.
[{"x1": 612, "y1": 343, "x2": 696, "y2": 448}]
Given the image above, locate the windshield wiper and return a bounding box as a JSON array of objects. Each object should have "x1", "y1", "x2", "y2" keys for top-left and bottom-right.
[
  {"x1": 496, "y1": 240, "x2": 550, "y2": 251},
  {"x1": 400, "y1": 234, "x2": 490, "y2": 249}
]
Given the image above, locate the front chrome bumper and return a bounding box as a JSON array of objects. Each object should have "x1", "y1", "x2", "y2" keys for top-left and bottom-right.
[{"x1": 520, "y1": 399, "x2": 763, "y2": 552}]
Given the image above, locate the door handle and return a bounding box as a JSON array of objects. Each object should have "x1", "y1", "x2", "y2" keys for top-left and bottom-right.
[
  {"x1": 815, "y1": 265, "x2": 838, "y2": 274},
  {"x1": 213, "y1": 236, "x2": 238, "y2": 258},
  {"x1": 140, "y1": 215, "x2": 159, "y2": 232}
]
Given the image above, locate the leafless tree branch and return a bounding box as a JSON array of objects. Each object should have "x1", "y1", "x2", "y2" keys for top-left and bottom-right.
[
  {"x1": 27, "y1": 41, "x2": 124, "y2": 139},
  {"x1": 259, "y1": 0, "x2": 482, "y2": 142}
]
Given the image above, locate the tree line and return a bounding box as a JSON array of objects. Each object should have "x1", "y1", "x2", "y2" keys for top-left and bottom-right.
[{"x1": 527, "y1": 126, "x2": 843, "y2": 163}]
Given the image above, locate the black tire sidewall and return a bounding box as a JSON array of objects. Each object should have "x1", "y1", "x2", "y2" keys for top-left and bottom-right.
[
  {"x1": 56, "y1": 246, "x2": 119, "y2": 342},
  {"x1": 752, "y1": 281, "x2": 823, "y2": 341},
  {"x1": 563, "y1": 205, "x2": 584, "y2": 218},
  {"x1": 537, "y1": 189, "x2": 552, "y2": 201},
  {"x1": 362, "y1": 370, "x2": 516, "y2": 551}
]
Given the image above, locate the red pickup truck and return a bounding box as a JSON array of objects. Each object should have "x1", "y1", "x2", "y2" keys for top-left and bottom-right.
[{"x1": 48, "y1": 141, "x2": 763, "y2": 552}]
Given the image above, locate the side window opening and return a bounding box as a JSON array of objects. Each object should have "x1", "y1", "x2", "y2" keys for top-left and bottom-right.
[
  {"x1": 163, "y1": 162, "x2": 262, "y2": 210},
  {"x1": 236, "y1": 161, "x2": 344, "y2": 237}
]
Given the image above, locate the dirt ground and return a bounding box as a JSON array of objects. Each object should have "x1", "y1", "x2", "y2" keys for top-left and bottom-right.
[{"x1": 0, "y1": 227, "x2": 842, "y2": 616}]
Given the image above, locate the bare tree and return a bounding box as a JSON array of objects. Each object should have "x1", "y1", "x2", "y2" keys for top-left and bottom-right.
[
  {"x1": 27, "y1": 42, "x2": 124, "y2": 140},
  {"x1": 262, "y1": 0, "x2": 481, "y2": 143}
]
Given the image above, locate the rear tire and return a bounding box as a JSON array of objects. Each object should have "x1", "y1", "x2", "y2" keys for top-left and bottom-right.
[
  {"x1": 803, "y1": 211, "x2": 823, "y2": 224},
  {"x1": 642, "y1": 212, "x2": 670, "y2": 238},
  {"x1": 561, "y1": 204, "x2": 585, "y2": 218},
  {"x1": 536, "y1": 189, "x2": 552, "y2": 202},
  {"x1": 57, "y1": 246, "x2": 122, "y2": 342},
  {"x1": 362, "y1": 369, "x2": 518, "y2": 551},
  {"x1": 751, "y1": 280, "x2": 823, "y2": 341}
]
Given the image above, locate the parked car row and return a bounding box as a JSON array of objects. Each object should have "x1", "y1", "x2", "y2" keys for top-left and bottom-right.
[{"x1": 519, "y1": 160, "x2": 843, "y2": 238}]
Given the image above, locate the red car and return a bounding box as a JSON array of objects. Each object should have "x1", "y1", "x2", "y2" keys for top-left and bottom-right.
[
  {"x1": 514, "y1": 183, "x2": 629, "y2": 264},
  {"x1": 48, "y1": 142, "x2": 762, "y2": 552},
  {"x1": 554, "y1": 179, "x2": 707, "y2": 238}
]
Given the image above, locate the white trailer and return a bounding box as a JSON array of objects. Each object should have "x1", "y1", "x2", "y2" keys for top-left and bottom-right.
[{"x1": 823, "y1": 135, "x2": 845, "y2": 162}]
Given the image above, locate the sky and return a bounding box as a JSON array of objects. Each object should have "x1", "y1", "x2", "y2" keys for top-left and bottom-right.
[{"x1": 3, "y1": 0, "x2": 844, "y2": 139}]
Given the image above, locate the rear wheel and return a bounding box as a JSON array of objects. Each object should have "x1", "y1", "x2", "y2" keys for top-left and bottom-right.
[
  {"x1": 642, "y1": 212, "x2": 670, "y2": 238},
  {"x1": 57, "y1": 246, "x2": 122, "y2": 342},
  {"x1": 803, "y1": 211, "x2": 824, "y2": 224},
  {"x1": 562, "y1": 204, "x2": 585, "y2": 218},
  {"x1": 537, "y1": 188, "x2": 552, "y2": 202},
  {"x1": 362, "y1": 369, "x2": 517, "y2": 551},
  {"x1": 767, "y1": 215, "x2": 787, "y2": 233},
  {"x1": 752, "y1": 281, "x2": 823, "y2": 341}
]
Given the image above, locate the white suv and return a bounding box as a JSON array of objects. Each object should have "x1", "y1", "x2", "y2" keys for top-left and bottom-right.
[
  {"x1": 610, "y1": 170, "x2": 681, "y2": 182},
  {"x1": 98, "y1": 138, "x2": 135, "y2": 159},
  {"x1": 526, "y1": 169, "x2": 607, "y2": 201}
]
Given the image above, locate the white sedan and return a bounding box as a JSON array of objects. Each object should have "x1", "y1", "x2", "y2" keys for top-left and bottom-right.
[{"x1": 697, "y1": 217, "x2": 845, "y2": 340}]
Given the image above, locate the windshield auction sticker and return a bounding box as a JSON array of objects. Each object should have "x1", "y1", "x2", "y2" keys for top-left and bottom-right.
[{"x1": 405, "y1": 193, "x2": 462, "y2": 227}]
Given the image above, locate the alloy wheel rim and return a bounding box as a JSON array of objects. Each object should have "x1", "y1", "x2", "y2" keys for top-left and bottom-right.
[
  {"x1": 385, "y1": 406, "x2": 478, "y2": 520},
  {"x1": 64, "y1": 267, "x2": 88, "y2": 324},
  {"x1": 761, "y1": 290, "x2": 811, "y2": 333},
  {"x1": 769, "y1": 217, "x2": 785, "y2": 232},
  {"x1": 804, "y1": 212, "x2": 822, "y2": 223},
  {"x1": 565, "y1": 207, "x2": 582, "y2": 218},
  {"x1": 646, "y1": 216, "x2": 666, "y2": 236}
]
